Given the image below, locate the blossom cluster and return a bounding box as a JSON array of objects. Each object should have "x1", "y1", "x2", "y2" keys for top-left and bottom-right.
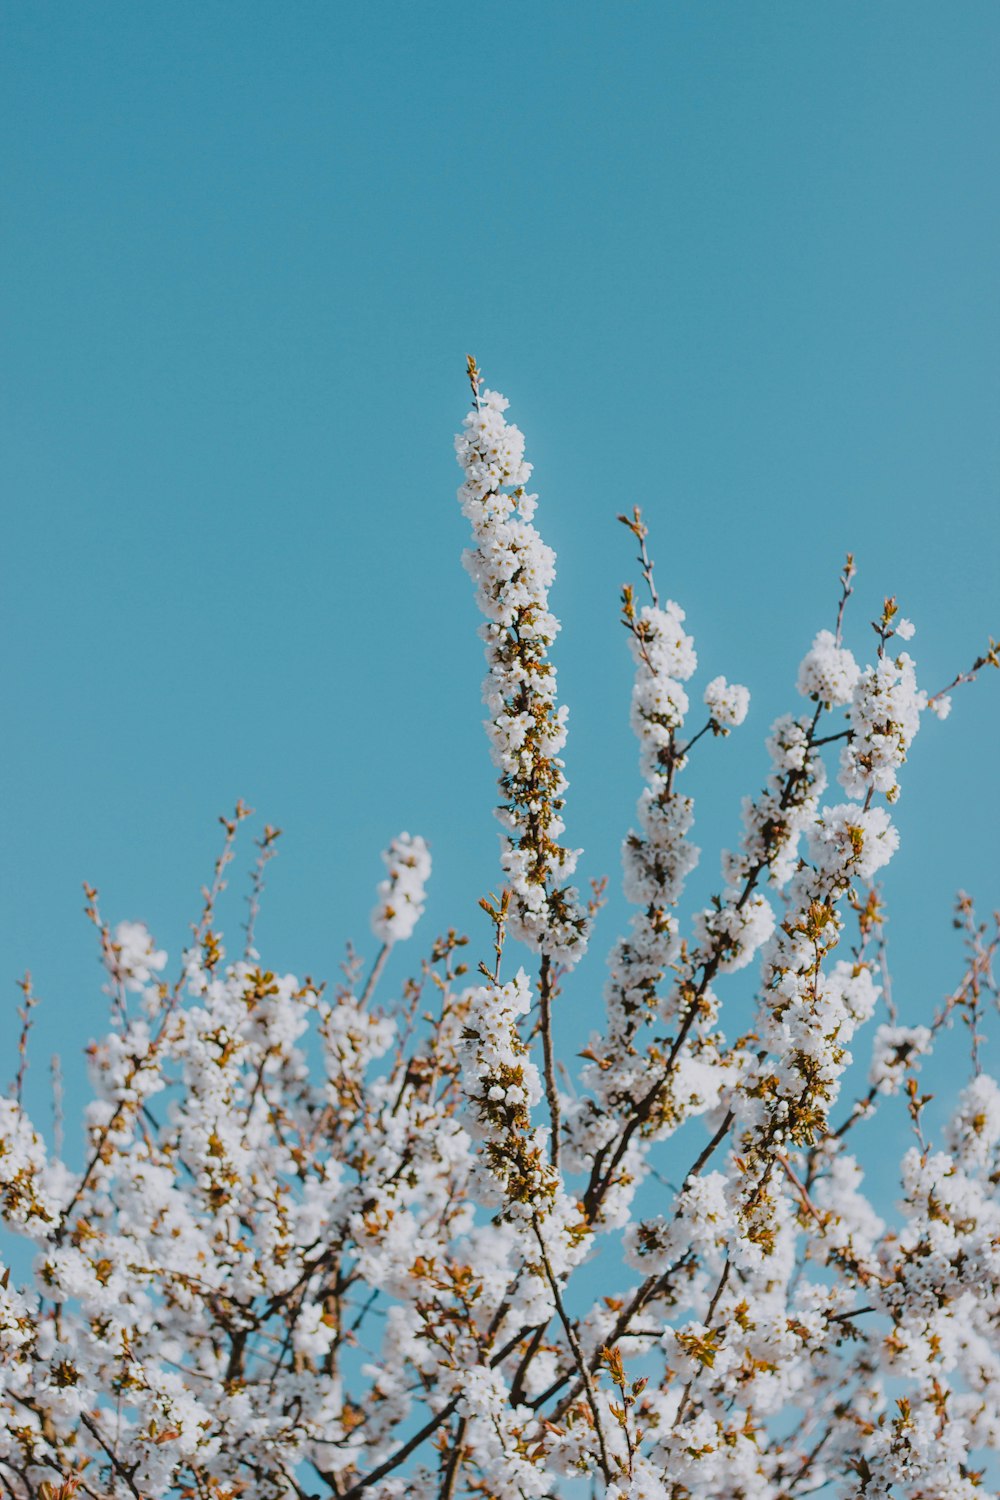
[
  {"x1": 0, "y1": 371, "x2": 997, "y2": 1500},
  {"x1": 370, "y1": 831, "x2": 432, "y2": 944},
  {"x1": 455, "y1": 363, "x2": 589, "y2": 964}
]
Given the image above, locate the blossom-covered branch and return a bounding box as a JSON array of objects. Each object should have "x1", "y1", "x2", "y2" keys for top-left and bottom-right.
[{"x1": 1, "y1": 369, "x2": 997, "y2": 1500}]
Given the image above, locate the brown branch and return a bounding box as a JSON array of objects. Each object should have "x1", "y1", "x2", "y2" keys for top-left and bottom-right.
[
  {"x1": 244, "y1": 822, "x2": 282, "y2": 958},
  {"x1": 12, "y1": 973, "x2": 38, "y2": 1104},
  {"x1": 531, "y1": 1218, "x2": 612, "y2": 1483},
  {"x1": 617, "y1": 506, "x2": 659, "y2": 607},
  {"x1": 541, "y1": 1253, "x2": 693, "y2": 1419},
  {"x1": 340, "y1": 1396, "x2": 461, "y2": 1499},
  {"x1": 79, "y1": 1413, "x2": 142, "y2": 1499},
  {"x1": 673, "y1": 1257, "x2": 731, "y2": 1430},
  {"x1": 685, "y1": 1108, "x2": 736, "y2": 1184},
  {"x1": 438, "y1": 1415, "x2": 467, "y2": 1500},
  {"x1": 928, "y1": 636, "x2": 999, "y2": 709},
  {"x1": 834, "y1": 552, "x2": 856, "y2": 647},
  {"x1": 538, "y1": 954, "x2": 561, "y2": 1173},
  {"x1": 359, "y1": 943, "x2": 391, "y2": 1008}
]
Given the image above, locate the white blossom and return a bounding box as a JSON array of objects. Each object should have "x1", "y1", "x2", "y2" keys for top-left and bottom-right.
[
  {"x1": 370, "y1": 831, "x2": 431, "y2": 944},
  {"x1": 869, "y1": 1023, "x2": 933, "y2": 1093},
  {"x1": 108, "y1": 919, "x2": 168, "y2": 992},
  {"x1": 703, "y1": 674, "x2": 750, "y2": 729},
  {"x1": 797, "y1": 628, "x2": 860, "y2": 706},
  {"x1": 839, "y1": 648, "x2": 926, "y2": 802},
  {"x1": 808, "y1": 801, "x2": 899, "y2": 882},
  {"x1": 0, "y1": 371, "x2": 995, "y2": 1500},
  {"x1": 946, "y1": 1073, "x2": 1000, "y2": 1171}
]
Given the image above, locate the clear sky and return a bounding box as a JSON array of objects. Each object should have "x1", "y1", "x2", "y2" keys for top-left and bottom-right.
[{"x1": 2, "y1": 3, "x2": 998, "y2": 1189}]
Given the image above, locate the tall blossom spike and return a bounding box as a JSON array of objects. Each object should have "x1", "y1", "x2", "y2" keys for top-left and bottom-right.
[{"x1": 455, "y1": 365, "x2": 589, "y2": 964}]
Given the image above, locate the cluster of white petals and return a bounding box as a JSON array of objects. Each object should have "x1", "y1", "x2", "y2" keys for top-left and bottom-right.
[
  {"x1": 107, "y1": 918, "x2": 168, "y2": 992},
  {"x1": 946, "y1": 1071, "x2": 1000, "y2": 1169},
  {"x1": 869, "y1": 1022, "x2": 933, "y2": 1093},
  {"x1": 839, "y1": 648, "x2": 926, "y2": 801},
  {"x1": 460, "y1": 970, "x2": 587, "y2": 1284},
  {"x1": 455, "y1": 383, "x2": 588, "y2": 963},
  {"x1": 702, "y1": 674, "x2": 750, "y2": 729},
  {"x1": 797, "y1": 627, "x2": 861, "y2": 706},
  {"x1": 1, "y1": 373, "x2": 996, "y2": 1500},
  {"x1": 370, "y1": 830, "x2": 432, "y2": 943},
  {"x1": 808, "y1": 800, "x2": 900, "y2": 881}
]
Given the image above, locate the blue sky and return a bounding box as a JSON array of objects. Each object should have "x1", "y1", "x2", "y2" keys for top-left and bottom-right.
[{"x1": 2, "y1": 2, "x2": 998, "y2": 1186}]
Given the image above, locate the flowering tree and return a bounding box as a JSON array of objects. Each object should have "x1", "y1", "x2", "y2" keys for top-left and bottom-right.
[{"x1": 2, "y1": 363, "x2": 999, "y2": 1500}]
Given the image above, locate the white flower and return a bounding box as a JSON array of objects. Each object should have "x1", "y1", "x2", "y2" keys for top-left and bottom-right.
[
  {"x1": 631, "y1": 602, "x2": 697, "y2": 682},
  {"x1": 292, "y1": 1301, "x2": 336, "y2": 1360},
  {"x1": 109, "y1": 920, "x2": 167, "y2": 992},
  {"x1": 869, "y1": 1023, "x2": 932, "y2": 1093},
  {"x1": 371, "y1": 832, "x2": 431, "y2": 944},
  {"x1": 808, "y1": 802, "x2": 899, "y2": 881},
  {"x1": 703, "y1": 675, "x2": 750, "y2": 729},
  {"x1": 946, "y1": 1073, "x2": 1000, "y2": 1169},
  {"x1": 839, "y1": 650, "x2": 926, "y2": 801},
  {"x1": 797, "y1": 629, "x2": 860, "y2": 707}
]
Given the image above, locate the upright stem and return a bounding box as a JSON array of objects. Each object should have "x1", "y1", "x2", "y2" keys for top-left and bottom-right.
[
  {"x1": 439, "y1": 1416, "x2": 467, "y2": 1499},
  {"x1": 532, "y1": 1218, "x2": 612, "y2": 1484},
  {"x1": 538, "y1": 954, "x2": 561, "y2": 1172},
  {"x1": 360, "y1": 943, "x2": 390, "y2": 1007}
]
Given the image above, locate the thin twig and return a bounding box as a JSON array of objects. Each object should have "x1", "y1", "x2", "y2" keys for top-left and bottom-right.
[
  {"x1": 12, "y1": 974, "x2": 38, "y2": 1104},
  {"x1": 244, "y1": 822, "x2": 282, "y2": 958},
  {"x1": 532, "y1": 1217, "x2": 612, "y2": 1483},
  {"x1": 79, "y1": 1413, "x2": 142, "y2": 1498},
  {"x1": 359, "y1": 944, "x2": 390, "y2": 1008},
  {"x1": 928, "y1": 636, "x2": 999, "y2": 711},
  {"x1": 340, "y1": 1397, "x2": 461, "y2": 1499},
  {"x1": 834, "y1": 552, "x2": 856, "y2": 647},
  {"x1": 538, "y1": 954, "x2": 561, "y2": 1172},
  {"x1": 50, "y1": 1053, "x2": 64, "y2": 1159},
  {"x1": 438, "y1": 1415, "x2": 467, "y2": 1500}
]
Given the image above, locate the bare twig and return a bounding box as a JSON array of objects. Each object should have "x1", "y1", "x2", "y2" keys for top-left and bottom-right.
[
  {"x1": 50, "y1": 1052, "x2": 64, "y2": 1159},
  {"x1": 928, "y1": 636, "x2": 1000, "y2": 712},
  {"x1": 834, "y1": 552, "x2": 856, "y2": 646},
  {"x1": 532, "y1": 1217, "x2": 612, "y2": 1483},
  {"x1": 12, "y1": 973, "x2": 38, "y2": 1104},
  {"x1": 244, "y1": 822, "x2": 282, "y2": 958},
  {"x1": 538, "y1": 954, "x2": 561, "y2": 1172}
]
